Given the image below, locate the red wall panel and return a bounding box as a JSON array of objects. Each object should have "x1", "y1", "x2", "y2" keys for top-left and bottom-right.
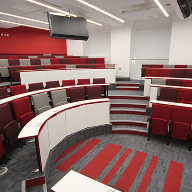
[{"x1": 0, "y1": 26, "x2": 67, "y2": 54}]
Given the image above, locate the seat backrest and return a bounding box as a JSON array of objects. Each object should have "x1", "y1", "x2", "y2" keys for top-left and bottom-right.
[
  {"x1": 70, "y1": 87, "x2": 85, "y2": 102},
  {"x1": 60, "y1": 58, "x2": 69, "y2": 64},
  {"x1": 0, "y1": 59, "x2": 9, "y2": 67},
  {"x1": 181, "y1": 80, "x2": 192, "y2": 87},
  {"x1": 166, "y1": 79, "x2": 182, "y2": 86},
  {"x1": 184, "y1": 69, "x2": 192, "y2": 78},
  {"x1": 11, "y1": 97, "x2": 32, "y2": 122},
  {"x1": 33, "y1": 65, "x2": 45, "y2": 70},
  {"x1": 78, "y1": 58, "x2": 87, "y2": 64},
  {"x1": 21, "y1": 66, "x2": 34, "y2": 70},
  {"x1": 8, "y1": 66, "x2": 22, "y2": 76},
  {"x1": 69, "y1": 58, "x2": 78, "y2": 64},
  {"x1": 50, "y1": 58, "x2": 60, "y2": 65},
  {"x1": 146, "y1": 68, "x2": 158, "y2": 77},
  {"x1": 41, "y1": 59, "x2": 51, "y2": 65},
  {"x1": 19, "y1": 59, "x2": 31, "y2": 66},
  {"x1": 151, "y1": 103, "x2": 172, "y2": 121},
  {"x1": 32, "y1": 92, "x2": 52, "y2": 115},
  {"x1": 51, "y1": 89, "x2": 68, "y2": 107},
  {"x1": 171, "y1": 106, "x2": 192, "y2": 124},
  {"x1": 0, "y1": 103, "x2": 14, "y2": 132},
  {"x1": 30, "y1": 58, "x2": 41, "y2": 65},
  {"x1": 158, "y1": 69, "x2": 171, "y2": 77},
  {"x1": 87, "y1": 58, "x2": 96, "y2": 64},
  {"x1": 8, "y1": 59, "x2": 20, "y2": 66},
  {"x1": 177, "y1": 89, "x2": 192, "y2": 104},
  {"x1": 96, "y1": 58, "x2": 104, "y2": 64},
  {"x1": 170, "y1": 69, "x2": 185, "y2": 78},
  {"x1": 78, "y1": 79, "x2": 90, "y2": 85},
  {"x1": 46, "y1": 80, "x2": 60, "y2": 88},
  {"x1": 28, "y1": 82, "x2": 44, "y2": 92},
  {"x1": 10, "y1": 84, "x2": 27, "y2": 96},
  {"x1": 174, "y1": 65, "x2": 187, "y2": 68},
  {"x1": 0, "y1": 87, "x2": 9, "y2": 99},
  {"x1": 159, "y1": 87, "x2": 178, "y2": 102},
  {"x1": 87, "y1": 86, "x2": 102, "y2": 100},
  {"x1": 62, "y1": 79, "x2": 76, "y2": 97},
  {"x1": 93, "y1": 78, "x2": 105, "y2": 84}
]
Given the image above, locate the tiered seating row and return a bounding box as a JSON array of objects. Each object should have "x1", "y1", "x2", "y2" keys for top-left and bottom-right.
[
  {"x1": 142, "y1": 64, "x2": 192, "y2": 77},
  {"x1": 148, "y1": 103, "x2": 192, "y2": 151}
]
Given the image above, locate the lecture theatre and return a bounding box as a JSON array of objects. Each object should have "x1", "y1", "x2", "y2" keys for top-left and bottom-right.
[{"x1": 0, "y1": 0, "x2": 192, "y2": 191}]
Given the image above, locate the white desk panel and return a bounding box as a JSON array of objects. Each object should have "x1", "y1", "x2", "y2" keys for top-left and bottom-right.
[
  {"x1": 93, "y1": 69, "x2": 116, "y2": 84},
  {"x1": 66, "y1": 105, "x2": 87, "y2": 136},
  {"x1": 70, "y1": 69, "x2": 94, "y2": 84},
  {"x1": 149, "y1": 86, "x2": 158, "y2": 107},
  {"x1": 38, "y1": 122, "x2": 50, "y2": 172},
  {"x1": 144, "y1": 78, "x2": 151, "y2": 96},
  {"x1": 47, "y1": 111, "x2": 67, "y2": 150},
  {"x1": 46, "y1": 70, "x2": 71, "y2": 86},
  {"x1": 20, "y1": 71, "x2": 47, "y2": 89},
  {"x1": 51, "y1": 170, "x2": 121, "y2": 192},
  {"x1": 87, "y1": 102, "x2": 110, "y2": 128}
]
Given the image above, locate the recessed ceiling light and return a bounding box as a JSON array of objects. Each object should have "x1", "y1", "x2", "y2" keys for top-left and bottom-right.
[
  {"x1": 77, "y1": 0, "x2": 124, "y2": 23},
  {"x1": 154, "y1": 0, "x2": 169, "y2": 17},
  {"x1": 0, "y1": 19, "x2": 49, "y2": 30},
  {"x1": 26, "y1": 0, "x2": 102, "y2": 26},
  {"x1": 0, "y1": 12, "x2": 48, "y2": 24}
]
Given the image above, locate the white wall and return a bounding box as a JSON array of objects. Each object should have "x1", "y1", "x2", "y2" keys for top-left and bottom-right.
[
  {"x1": 169, "y1": 16, "x2": 192, "y2": 65},
  {"x1": 66, "y1": 39, "x2": 84, "y2": 56},
  {"x1": 111, "y1": 26, "x2": 133, "y2": 77}
]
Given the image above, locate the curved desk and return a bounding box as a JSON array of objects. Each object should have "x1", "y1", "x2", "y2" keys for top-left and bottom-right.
[{"x1": 18, "y1": 98, "x2": 110, "y2": 172}]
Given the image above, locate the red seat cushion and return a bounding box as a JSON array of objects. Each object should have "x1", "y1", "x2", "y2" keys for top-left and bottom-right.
[
  {"x1": 96, "y1": 58, "x2": 104, "y2": 64},
  {"x1": 20, "y1": 112, "x2": 35, "y2": 128},
  {"x1": 158, "y1": 69, "x2": 171, "y2": 77},
  {"x1": 182, "y1": 80, "x2": 192, "y2": 87},
  {"x1": 159, "y1": 87, "x2": 178, "y2": 102},
  {"x1": 10, "y1": 84, "x2": 27, "y2": 96},
  {"x1": 146, "y1": 68, "x2": 159, "y2": 77},
  {"x1": 151, "y1": 118, "x2": 168, "y2": 136},
  {"x1": 62, "y1": 79, "x2": 75, "y2": 97},
  {"x1": 177, "y1": 89, "x2": 192, "y2": 104}
]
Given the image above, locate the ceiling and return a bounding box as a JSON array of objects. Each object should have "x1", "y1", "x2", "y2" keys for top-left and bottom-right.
[{"x1": 0, "y1": 0, "x2": 187, "y2": 33}]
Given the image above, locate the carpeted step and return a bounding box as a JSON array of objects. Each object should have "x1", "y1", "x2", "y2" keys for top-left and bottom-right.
[
  {"x1": 116, "y1": 86, "x2": 139, "y2": 91},
  {"x1": 117, "y1": 83, "x2": 140, "y2": 86},
  {"x1": 109, "y1": 95, "x2": 149, "y2": 100},
  {"x1": 111, "y1": 120, "x2": 147, "y2": 127},
  {"x1": 110, "y1": 103, "x2": 147, "y2": 109},
  {"x1": 110, "y1": 108, "x2": 146, "y2": 115}
]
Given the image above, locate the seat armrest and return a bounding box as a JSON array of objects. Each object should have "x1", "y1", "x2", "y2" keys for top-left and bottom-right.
[
  {"x1": 37, "y1": 106, "x2": 52, "y2": 115},
  {"x1": 20, "y1": 112, "x2": 35, "y2": 128},
  {"x1": 147, "y1": 116, "x2": 152, "y2": 122}
]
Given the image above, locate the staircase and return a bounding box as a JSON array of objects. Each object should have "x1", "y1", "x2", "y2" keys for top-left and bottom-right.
[{"x1": 109, "y1": 80, "x2": 149, "y2": 136}]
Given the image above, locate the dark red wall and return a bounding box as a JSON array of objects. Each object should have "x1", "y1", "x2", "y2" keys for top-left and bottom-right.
[{"x1": 0, "y1": 26, "x2": 67, "y2": 54}]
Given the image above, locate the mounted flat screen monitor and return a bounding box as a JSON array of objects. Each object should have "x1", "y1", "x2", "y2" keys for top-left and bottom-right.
[
  {"x1": 177, "y1": 0, "x2": 192, "y2": 19},
  {"x1": 47, "y1": 12, "x2": 89, "y2": 41}
]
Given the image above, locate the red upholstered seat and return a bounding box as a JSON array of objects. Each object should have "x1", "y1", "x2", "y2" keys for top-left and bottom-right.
[
  {"x1": 50, "y1": 58, "x2": 60, "y2": 64},
  {"x1": 54, "y1": 64, "x2": 66, "y2": 69},
  {"x1": 87, "y1": 86, "x2": 102, "y2": 100},
  {"x1": 44, "y1": 65, "x2": 56, "y2": 69},
  {"x1": 174, "y1": 65, "x2": 187, "y2": 68},
  {"x1": 10, "y1": 84, "x2": 27, "y2": 96},
  {"x1": 46, "y1": 80, "x2": 60, "y2": 88},
  {"x1": 166, "y1": 79, "x2": 182, "y2": 86},
  {"x1": 170, "y1": 69, "x2": 185, "y2": 78},
  {"x1": 8, "y1": 59, "x2": 20, "y2": 66},
  {"x1": 85, "y1": 64, "x2": 95, "y2": 68},
  {"x1": 141, "y1": 68, "x2": 147, "y2": 77},
  {"x1": 93, "y1": 78, "x2": 105, "y2": 95},
  {"x1": 78, "y1": 79, "x2": 90, "y2": 95},
  {"x1": 177, "y1": 89, "x2": 192, "y2": 104},
  {"x1": 184, "y1": 69, "x2": 192, "y2": 78},
  {"x1": 152, "y1": 65, "x2": 163, "y2": 68},
  {"x1": 62, "y1": 79, "x2": 76, "y2": 97},
  {"x1": 142, "y1": 64, "x2": 153, "y2": 68},
  {"x1": 171, "y1": 106, "x2": 192, "y2": 145},
  {"x1": 0, "y1": 87, "x2": 10, "y2": 100},
  {"x1": 95, "y1": 64, "x2": 105, "y2": 68},
  {"x1": 70, "y1": 87, "x2": 85, "y2": 102},
  {"x1": 0, "y1": 103, "x2": 19, "y2": 145},
  {"x1": 146, "y1": 68, "x2": 158, "y2": 77},
  {"x1": 29, "y1": 82, "x2": 44, "y2": 92},
  {"x1": 60, "y1": 58, "x2": 69, "y2": 64},
  {"x1": 21, "y1": 66, "x2": 34, "y2": 70},
  {"x1": 181, "y1": 80, "x2": 192, "y2": 87},
  {"x1": 8, "y1": 66, "x2": 22, "y2": 76},
  {"x1": 147, "y1": 103, "x2": 172, "y2": 143},
  {"x1": 78, "y1": 58, "x2": 87, "y2": 64},
  {"x1": 69, "y1": 58, "x2": 78, "y2": 64},
  {"x1": 11, "y1": 97, "x2": 34, "y2": 128},
  {"x1": 87, "y1": 58, "x2": 96, "y2": 64},
  {"x1": 33, "y1": 65, "x2": 45, "y2": 70},
  {"x1": 0, "y1": 136, "x2": 4, "y2": 159},
  {"x1": 159, "y1": 87, "x2": 178, "y2": 102},
  {"x1": 30, "y1": 58, "x2": 41, "y2": 65},
  {"x1": 96, "y1": 58, "x2": 104, "y2": 64},
  {"x1": 158, "y1": 69, "x2": 171, "y2": 77},
  {"x1": 76, "y1": 64, "x2": 86, "y2": 68}
]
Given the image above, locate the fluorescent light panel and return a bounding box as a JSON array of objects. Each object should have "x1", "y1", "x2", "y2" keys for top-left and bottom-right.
[
  {"x1": 0, "y1": 19, "x2": 49, "y2": 30},
  {"x1": 26, "y1": 0, "x2": 102, "y2": 26},
  {"x1": 77, "y1": 0, "x2": 124, "y2": 23},
  {"x1": 0, "y1": 12, "x2": 48, "y2": 24},
  {"x1": 154, "y1": 0, "x2": 169, "y2": 17}
]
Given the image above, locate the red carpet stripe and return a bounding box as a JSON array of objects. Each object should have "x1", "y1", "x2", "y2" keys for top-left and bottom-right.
[
  {"x1": 102, "y1": 148, "x2": 132, "y2": 184},
  {"x1": 56, "y1": 138, "x2": 101, "y2": 172},
  {"x1": 137, "y1": 156, "x2": 159, "y2": 192},
  {"x1": 80, "y1": 143, "x2": 123, "y2": 179},
  {"x1": 115, "y1": 151, "x2": 147, "y2": 192},
  {"x1": 163, "y1": 161, "x2": 183, "y2": 192},
  {"x1": 54, "y1": 139, "x2": 87, "y2": 164}
]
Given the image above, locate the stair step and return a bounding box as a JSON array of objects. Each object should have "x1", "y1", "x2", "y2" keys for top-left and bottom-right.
[
  {"x1": 116, "y1": 87, "x2": 139, "y2": 91},
  {"x1": 111, "y1": 120, "x2": 147, "y2": 127},
  {"x1": 110, "y1": 103, "x2": 147, "y2": 108},
  {"x1": 110, "y1": 109, "x2": 146, "y2": 115},
  {"x1": 117, "y1": 83, "x2": 140, "y2": 86},
  {"x1": 109, "y1": 95, "x2": 149, "y2": 100}
]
